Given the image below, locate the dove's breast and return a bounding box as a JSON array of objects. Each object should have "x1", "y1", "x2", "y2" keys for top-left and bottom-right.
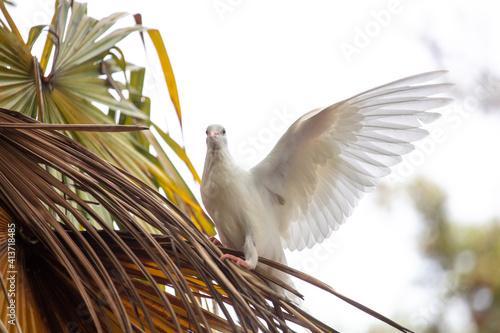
[
  {"x1": 201, "y1": 149, "x2": 285, "y2": 261},
  {"x1": 201, "y1": 152, "x2": 253, "y2": 250}
]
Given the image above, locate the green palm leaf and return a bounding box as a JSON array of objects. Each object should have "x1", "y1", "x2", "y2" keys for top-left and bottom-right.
[{"x1": 0, "y1": 0, "x2": 213, "y2": 234}]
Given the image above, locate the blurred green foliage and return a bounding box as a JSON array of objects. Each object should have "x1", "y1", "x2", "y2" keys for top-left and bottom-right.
[{"x1": 408, "y1": 178, "x2": 500, "y2": 332}]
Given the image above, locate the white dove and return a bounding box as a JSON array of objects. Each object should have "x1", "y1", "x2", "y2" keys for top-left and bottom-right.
[{"x1": 201, "y1": 71, "x2": 451, "y2": 291}]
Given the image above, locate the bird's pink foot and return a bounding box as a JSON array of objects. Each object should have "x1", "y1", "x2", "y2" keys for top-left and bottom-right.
[
  {"x1": 209, "y1": 236, "x2": 223, "y2": 246},
  {"x1": 221, "y1": 254, "x2": 250, "y2": 270}
]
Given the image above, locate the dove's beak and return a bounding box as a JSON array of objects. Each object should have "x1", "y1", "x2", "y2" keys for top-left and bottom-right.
[{"x1": 208, "y1": 130, "x2": 219, "y2": 138}]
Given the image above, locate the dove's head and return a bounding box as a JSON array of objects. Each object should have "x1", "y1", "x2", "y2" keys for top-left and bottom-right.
[{"x1": 205, "y1": 124, "x2": 228, "y2": 151}]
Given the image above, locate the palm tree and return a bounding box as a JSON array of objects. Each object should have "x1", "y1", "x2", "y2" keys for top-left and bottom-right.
[{"x1": 0, "y1": 1, "x2": 416, "y2": 332}]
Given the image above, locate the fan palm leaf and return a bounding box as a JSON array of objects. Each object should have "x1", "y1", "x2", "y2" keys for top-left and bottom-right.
[
  {"x1": 0, "y1": 107, "x2": 333, "y2": 332},
  {"x1": 0, "y1": 108, "x2": 416, "y2": 332},
  {"x1": 0, "y1": 0, "x2": 213, "y2": 234}
]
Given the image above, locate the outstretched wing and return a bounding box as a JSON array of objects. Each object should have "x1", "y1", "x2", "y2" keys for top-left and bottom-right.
[{"x1": 250, "y1": 71, "x2": 453, "y2": 251}]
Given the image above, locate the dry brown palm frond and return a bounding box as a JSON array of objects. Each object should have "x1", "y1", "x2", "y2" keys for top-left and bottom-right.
[{"x1": 0, "y1": 108, "x2": 413, "y2": 332}]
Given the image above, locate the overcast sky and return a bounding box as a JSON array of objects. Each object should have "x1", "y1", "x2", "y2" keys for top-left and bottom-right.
[{"x1": 9, "y1": 0, "x2": 500, "y2": 331}]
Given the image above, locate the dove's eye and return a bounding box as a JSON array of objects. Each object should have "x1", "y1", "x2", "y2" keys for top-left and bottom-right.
[
  {"x1": 222, "y1": 129, "x2": 226, "y2": 135},
  {"x1": 206, "y1": 130, "x2": 208, "y2": 135}
]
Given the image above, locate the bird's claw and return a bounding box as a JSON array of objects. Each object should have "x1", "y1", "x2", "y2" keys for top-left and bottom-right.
[
  {"x1": 209, "y1": 236, "x2": 223, "y2": 246},
  {"x1": 221, "y1": 254, "x2": 250, "y2": 270}
]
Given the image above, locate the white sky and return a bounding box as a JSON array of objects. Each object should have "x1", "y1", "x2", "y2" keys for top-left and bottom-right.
[{"x1": 8, "y1": 0, "x2": 500, "y2": 331}]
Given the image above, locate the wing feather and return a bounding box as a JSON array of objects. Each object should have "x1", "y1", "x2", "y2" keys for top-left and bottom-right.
[{"x1": 251, "y1": 71, "x2": 453, "y2": 251}]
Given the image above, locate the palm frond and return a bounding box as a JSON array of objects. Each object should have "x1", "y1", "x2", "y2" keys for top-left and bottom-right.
[
  {"x1": 0, "y1": 107, "x2": 328, "y2": 332},
  {"x1": 0, "y1": 108, "x2": 415, "y2": 332},
  {"x1": 0, "y1": 0, "x2": 213, "y2": 234}
]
